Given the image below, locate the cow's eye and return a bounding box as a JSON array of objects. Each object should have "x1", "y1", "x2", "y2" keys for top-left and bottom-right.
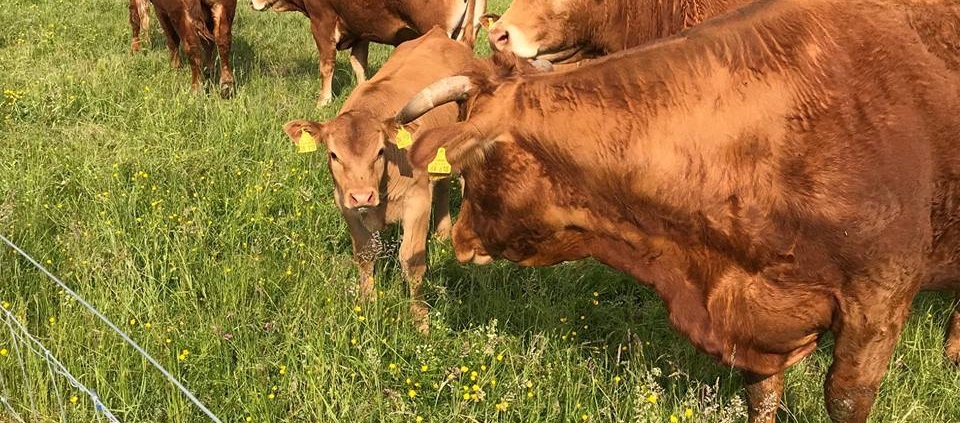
[
  {"x1": 330, "y1": 152, "x2": 338, "y2": 161},
  {"x1": 377, "y1": 148, "x2": 384, "y2": 157}
]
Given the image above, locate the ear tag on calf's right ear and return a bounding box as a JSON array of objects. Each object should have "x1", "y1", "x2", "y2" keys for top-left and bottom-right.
[
  {"x1": 427, "y1": 148, "x2": 452, "y2": 180},
  {"x1": 395, "y1": 127, "x2": 413, "y2": 149},
  {"x1": 297, "y1": 129, "x2": 318, "y2": 154}
]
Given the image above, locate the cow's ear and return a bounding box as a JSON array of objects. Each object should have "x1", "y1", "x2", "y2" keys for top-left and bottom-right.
[
  {"x1": 380, "y1": 118, "x2": 421, "y2": 148},
  {"x1": 479, "y1": 13, "x2": 501, "y2": 30},
  {"x1": 282, "y1": 120, "x2": 325, "y2": 151}
]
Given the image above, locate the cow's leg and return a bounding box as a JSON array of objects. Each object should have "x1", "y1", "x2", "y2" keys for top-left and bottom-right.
[
  {"x1": 431, "y1": 178, "x2": 451, "y2": 240},
  {"x1": 400, "y1": 195, "x2": 432, "y2": 334},
  {"x1": 824, "y1": 297, "x2": 912, "y2": 423},
  {"x1": 946, "y1": 294, "x2": 960, "y2": 364},
  {"x1": 308, "y1": 13, "x2": 338, "y2": 107},
  {"x1": 129, "y1": 0, "x2": 149, "y2": 52},
  {"x1": 156, "y1": 11, "x2": 182, "y2": 68},
  {"x1": 177, "y1": 22, "x2": 204, "y2": 93},
  {"x1": 744, "y1": 371, "x2": 783, "y2": 423},
  {"x1": 348, "y1": 40, "x2": 369, "y2": 85},
  {"x1": 210, "y1": 1, "x2": 236, "y2": 98},
  {"x1": 346, "y1": 215, "x2": 377, "y2": 303}
]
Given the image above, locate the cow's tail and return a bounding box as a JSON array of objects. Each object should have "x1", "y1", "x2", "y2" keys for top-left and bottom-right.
[{"x1": 899, "y1": 0, "x2": 960, "y2": 72}]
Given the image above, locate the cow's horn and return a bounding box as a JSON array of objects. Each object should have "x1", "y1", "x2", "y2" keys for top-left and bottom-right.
[{"x1": 396, "y1": 76, "x2": 475, "y2": 124}]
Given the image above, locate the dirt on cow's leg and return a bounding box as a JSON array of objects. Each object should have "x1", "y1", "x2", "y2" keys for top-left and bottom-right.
[
  {"x1": 946, "y1": 294, "x2": 960, "y2": 364},
  {"x1": 744, "y1": 371, "x2": 783, "y2": 423},
  {"x1": 431, "y1": 179, "x2": 452, "y2": 240},
  {"x1": 210, "y1": 1, "x2": 236, "y2": 99},
  {"x1": 824, "y1": 296, "x2": 912, "y2": 423},
  {"x1": 349, "y1": 41, "x2": 369, "y2": 85},
  {"x1": 400, "y1": 195, "x2": 432, "y2": 335},
  {"x1": 309, "y1": 14, "x2": 337, "y2": 107},
  {"x1": 157, "y1": 12, "x2": 181, "y2": 68}
]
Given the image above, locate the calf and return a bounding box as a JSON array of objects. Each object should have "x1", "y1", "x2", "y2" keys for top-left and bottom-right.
[
  {"x1": 251, "y1": 0, "x2": 486, "y2": 106},
  {"x1": 150, "y1": 0, "x2": 237, "y2": 98},
  {"x1": 398, "y1": 0, "x2": 960, "y2": 421},
  {"x1": 282, "y1": 28, "x2": 487, "y2": 334},
  {"x1": 129, "y1": 0, "x2": 151, "y2": 52},
  {"x1": 482, "y1": 0, "x2": 755, "y2": 64}
]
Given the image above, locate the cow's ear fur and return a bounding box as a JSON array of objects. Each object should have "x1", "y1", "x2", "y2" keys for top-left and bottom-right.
[
  {"x1": 479, "y1": 13, "x2": 501, "y2": 30},
  {"x1": 282, "y1": 120, "x2": 325, "y2": 147},
  {"x1": 380, "y1": 118, "x2": 421, "y2": 147}
]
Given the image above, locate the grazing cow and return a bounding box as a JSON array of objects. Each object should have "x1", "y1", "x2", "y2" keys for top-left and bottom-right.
[
  {"x1": 281, "y1": 28, "x2": 486, "y2": 334},
  {"x1": 482, "y1": 0, "x2": 755, "y2": 64},
  {"x1": 150, "y1": 0, "x2": 237, "y2": 98},
  {"x1": 397, "y1": 0, "x2": 960, "y2": 421},
  {"x1": 250, "y1": 0, "x2": 486, "y2": 106},
  {"x1": 129, "y1": 0, "x2": 151, "y2": 52}
]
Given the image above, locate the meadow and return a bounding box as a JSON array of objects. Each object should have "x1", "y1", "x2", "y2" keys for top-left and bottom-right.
[{"x1": 1, "y1": 0, "x2": 959, "y2": 421}]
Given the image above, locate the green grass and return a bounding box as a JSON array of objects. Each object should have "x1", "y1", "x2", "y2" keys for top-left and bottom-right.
[{"x1": 1, "y1": 0, "x2": 959, "y2": 421}]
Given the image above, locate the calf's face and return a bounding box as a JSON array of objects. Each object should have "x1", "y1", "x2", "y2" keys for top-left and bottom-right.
[{"x1": 284, "y1": 113, "x2": 391, "y2": 211}]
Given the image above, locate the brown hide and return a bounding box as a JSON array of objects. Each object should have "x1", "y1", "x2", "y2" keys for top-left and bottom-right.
[
  {"x1": 403, "y1": 0, "x2": 960, "y2": 421},
  {"x1": 251, "y1": 0, "x2": 486, "y2": 106},
  {"x1": 484, "y1": 0, "x2": 755, "y2": 63},
  {"x1": 149, "y1": 0, "x2": 237, "y2": 98}
]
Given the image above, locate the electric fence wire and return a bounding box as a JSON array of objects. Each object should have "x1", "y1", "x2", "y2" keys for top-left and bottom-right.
[{"x1": 0, "y1": 233, "x2": 224, "y2": 423}]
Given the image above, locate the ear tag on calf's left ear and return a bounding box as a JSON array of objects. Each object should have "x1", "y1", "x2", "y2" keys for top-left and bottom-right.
[
  {"x1": 427, "y1": 148, "x2": 452, "y2": 180},
  {"x1": 395, "y1": 127, "x2": 413, "y2": 149},
  {"x1": 297, "y1": 129, "x2": 318, "y2": 154}
]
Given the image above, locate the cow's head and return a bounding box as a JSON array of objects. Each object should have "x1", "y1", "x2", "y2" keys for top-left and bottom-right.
[
  {"x1": 250, "y1": 0, "x2": 298, "y2": 12},
  {"x1": 284, "y1": 112, "x2": 408, "y2": 212},
  {"x1": 481, "y1": 0, "x2": 591, "y2": 63}
]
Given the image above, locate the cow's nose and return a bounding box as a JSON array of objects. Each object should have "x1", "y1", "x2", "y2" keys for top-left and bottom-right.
[
  {"x1": 488, "y1": 25, "x2": 509, "y2": 50},
  {"x1": 347, "y1": 189, "x2": 377, "y2": 208}
]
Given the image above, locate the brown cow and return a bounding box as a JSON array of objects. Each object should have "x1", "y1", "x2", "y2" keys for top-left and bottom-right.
[
  {"x1": 129, "y1": 0, "x2": 151, "y2": 52},
  {"x1": 251, "y1": 0, "x2": 486, "y2": 107},
  {"x1": 397, "y1": 0, "x2": 960, "y2": 421},
  {"x1": 149, "y1": 0, "x2": 237, "y2": 98},
  {"x1": 482, "y1": 0, "x2": 755, "y2": 64},
  {"x1": 280, "y1": 28, "x2": 487, "y2": 334}
]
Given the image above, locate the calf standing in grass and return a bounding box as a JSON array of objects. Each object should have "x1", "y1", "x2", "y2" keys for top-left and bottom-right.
[
  {"x1": 149, "y1": 0, "x2": 237, "y2": 98},
  {"x1": 282, "y1": 28, "x2": 485, "y2": 334}
]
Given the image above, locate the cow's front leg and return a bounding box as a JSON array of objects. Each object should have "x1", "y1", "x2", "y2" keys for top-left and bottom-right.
[
  {"x1": 210, "y1": 1, "x2": 236, "y2": 98},
  {"x1": 946, "y1": 294, "x2": 960, "y2": 364},
  {"x1": 346, "y1": 215, "x2": 377, "y2": 303},
  {"x1": 348, "y1": 40, "x2": 369, "y2": 85},
  {"x1": 744, "y1": 371, "x2": 783, "y2": 423},
  {"x1": 431, "y1": 178, "x2": 451, "y2": 240},
  {"x1": 824, "y1": 297, "x2": 912, "y2": 422},
  {"x1": 129, "y1": 0, "x2": 150, "y2": 52},
  {"x1": 400, "y1": 195, "x2": 432, "y2": 335},
  {"x1": 309, "y1": 13, "x2": 338, "y2": 107},
  {"x1": 157, "y1": 11, "x2": 181, "y2": 68}
]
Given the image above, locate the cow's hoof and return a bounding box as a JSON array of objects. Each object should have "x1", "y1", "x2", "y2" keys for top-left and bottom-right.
[
  {"x1": 131, "y1": 41, "x2": 141, "y2": 52},
  {"x1": 219, "y1": 82, "x2": 234, "y2": 99}
]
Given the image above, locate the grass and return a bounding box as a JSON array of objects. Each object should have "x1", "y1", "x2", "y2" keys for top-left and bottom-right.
[{"x1": 1, "y1": 0, "x2": 959, "y2": 421}]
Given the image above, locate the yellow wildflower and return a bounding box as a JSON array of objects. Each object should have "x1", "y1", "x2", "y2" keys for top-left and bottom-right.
[
  {"x1": 420, "y1": 364, "x2": 429, "y2": 372},
  {"x1": 389, "y1": 363, "x2": 397, "y2": 370},
  {"x1": 129, "y1": 318, "x2": 137, "y2": 326},
  {"x1": 0, "y1": 348, "x2": 7, "y2": 356},
  {"x1": 2, "y1": 301, "x2": 9, "y2": 309},
  {"x1": 144, "y1": 323, "x2": 153, "y2": 329},
  {"x1": 279, "y1": 365, "x2": 287, "y2": 375},
  {"x1": 460, "y1": 365, "x2": 469, "y2": 373},
  {"x1": 462, "y1": 393, "x2": 471, "y2": 401},
  {"x1": 69, "y1": 396, "x2": 78, "y2": 404},
  {"x1": 684, "y1": 408, "x2": 694, "y2": 418},
  {"x1": 415, "y1": 416, "x2": 423, "y2": 423},
  {"x1": 670, "y1": 415, "x2": 679, "y2": 423},
  {"x1": 408, "y1": 389, "x2": 417, "y2": 398},
  {"x1": 48, "y1": 316, "x2": 56, "y2": 324},
  {"x1": 646, "y1": 393, "x2": 658, "y2": 404},
  {"x1": 495, "y1": 401, "x2": 509, "y2": 412},
  {"x1": 496, "y1": 354, "x2": 504, "y2": 362},
  {"x1": 582, "y1": 414, "x2": 590, "y2": 421}
]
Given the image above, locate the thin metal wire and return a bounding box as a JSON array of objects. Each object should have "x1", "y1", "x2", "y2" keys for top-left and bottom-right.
[
  {"x1": 1, "y1": 308, "x2": 121, "y2": 423},
  {"x1": 0, "y1": 233, "x2": 224, "y2": 423}
]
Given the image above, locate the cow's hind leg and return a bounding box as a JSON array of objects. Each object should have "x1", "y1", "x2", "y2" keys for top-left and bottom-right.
[
  {"x1": 824, "y1": 294, "x2": 913, "y2": 423},
  {"x1": 744, "y1": 371, "x2": 783, "y2": 423},
  {"x1": 946, "y1": 294, "x2": 960, "y2": 364},
  {"x1": 400, "y1": 194, "x2": 432, "y2": 335},
  {"x1": 210, "y1": 1, "x2": 237, "y2": 98},
  {"x1": 349, "y1": 40, "x2": 369, "y2": 85},
  {"x1": 308, "y1": 12, "x2": 338, "y2": 107},
  {"x1": 156, "y1": 11, "x2": 182, "y2": 68},
  {"x1": 129, "y1": 0, "x2": 150, "y2": 52}
]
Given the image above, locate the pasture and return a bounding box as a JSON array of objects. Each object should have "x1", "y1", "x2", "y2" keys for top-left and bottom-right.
[{"x1": 1, "y1": 0, "x2": 958, "y2": 421}]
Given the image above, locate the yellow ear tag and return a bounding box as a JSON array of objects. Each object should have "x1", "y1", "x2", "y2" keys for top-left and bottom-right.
[
  {"x1": 297, "y1": 129, "x2": 318, "y2": 154},
  {"x1": 395, "y1": 127, "x2": 413, "y2": 149},
  {"x1": 427, "y1": 147, "x2": 452, "y2": 179}
]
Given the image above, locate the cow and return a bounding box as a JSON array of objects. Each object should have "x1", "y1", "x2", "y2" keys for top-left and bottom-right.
[
  {"x1": 280, "y1": 28, "x2": 489, "y2": 334},
  {"x1": 129, "y1": 0, "x2": 151, "y2": 52},
  {"x1": 482, "y1": 0, "x2": 756, "y2": 65},
  {"x1": 149, "y1": 0, "x2": 237, "y2": 98},
  {"x1": 395, "y1": 0, "x2": 960, "y2": 421},
  {"x1": 250, "y1": 0, "x2": 486, "y2": 107}
]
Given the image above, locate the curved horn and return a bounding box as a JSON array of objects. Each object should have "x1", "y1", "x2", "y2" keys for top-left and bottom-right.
[{"x1": 396, "y1": 75, "x2": 475, "y2": 124}]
